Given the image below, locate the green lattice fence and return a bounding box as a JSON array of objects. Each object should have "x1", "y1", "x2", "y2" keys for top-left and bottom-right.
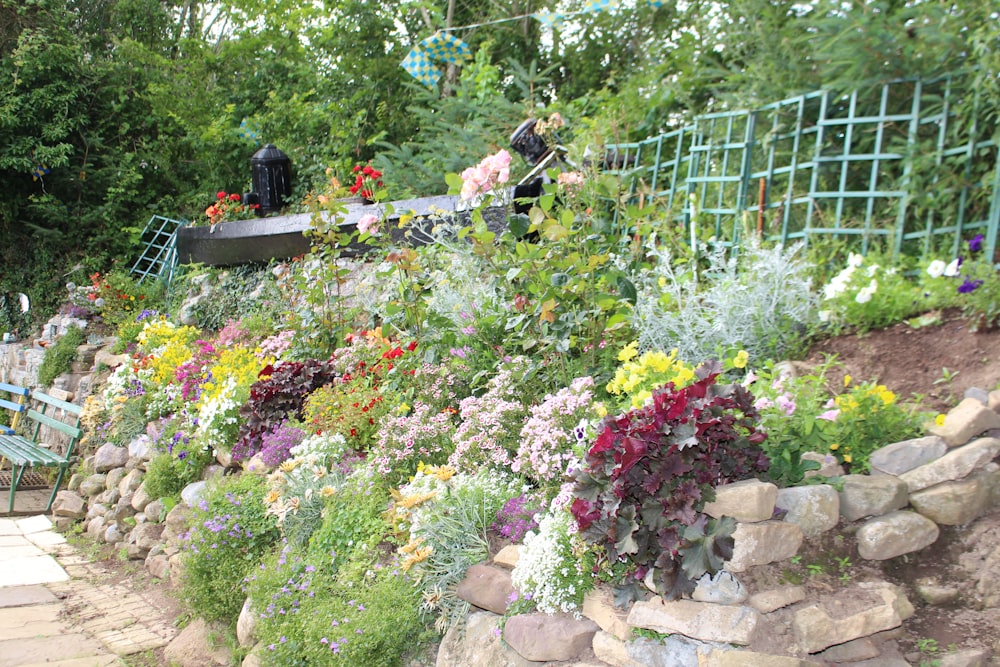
[{"x1": 608, "y1": 72, "x2": 999, "y2": 262}]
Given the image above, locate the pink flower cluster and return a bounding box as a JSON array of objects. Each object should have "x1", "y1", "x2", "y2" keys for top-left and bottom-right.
[
  {"x1": 371, "y1": 402, "x2": 456, "y2": 476},
  {"x1": 460, "y1": 150, "x2": 512, "y2": 201},
  {"x1": 513, "y1": 376, "x2": 595, "y2": 484},
  {"x1": 447, "y1": 362, "x2": 530, "y2": 471}
]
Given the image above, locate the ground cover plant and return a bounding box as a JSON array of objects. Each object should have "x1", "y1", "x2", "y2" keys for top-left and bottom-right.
[{"x1": 68, "y1": 144, "x2": 998, "y2": 665}]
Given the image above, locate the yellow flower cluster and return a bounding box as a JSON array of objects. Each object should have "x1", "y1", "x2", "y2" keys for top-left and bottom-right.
[
  {"x1": 606, "y1": 344, "x2": 696, "y2": 409},
  {"x1": 416, "y1": 461, "x2": 456, "y2": 482},
  {"x1": 828, "y1": 443, "x2": 853, "y2": 464},
  {"x1": 147, "y1": 340, "x2": 193, "y2": 386},
  {"x1": 136, "y1": 318, "x2": 200, "y2": 354},
  {"x1": 390, "y1": 488, "x2": 438, "y2": 511},
  {"x1": 834, "y1": 383, "x2": 895, "y2": 413},
  {"x1": 200, "y1": 346, "x2": 272, "y2": 406}
]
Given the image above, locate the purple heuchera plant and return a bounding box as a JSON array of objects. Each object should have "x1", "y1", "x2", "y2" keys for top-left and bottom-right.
[{"x1": 571, "y1": 361, "x2": 769, "y2": 600}]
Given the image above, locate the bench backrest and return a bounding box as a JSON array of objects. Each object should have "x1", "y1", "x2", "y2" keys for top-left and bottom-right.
[
  {"x1": 25, "y1": 390, "x2": 83, "y2": 458},
  {"x1": 0, "y1": 382, "x2": 29, "y2": 429}
]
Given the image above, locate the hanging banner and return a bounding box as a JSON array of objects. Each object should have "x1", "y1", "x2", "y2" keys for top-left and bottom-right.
[
  {"x1": 534, "y1": 10, "x2": 565, "y2": 28},
  {"x1": 647, "y1": 0, "x2": 664, "y2": 6},
  {"x1": 401, "y1": 47, "x2": 443, "y2": 88},
  {"x1": 584, "y1": 0, "x2": 620, "y2": 12},
  {"x1": 418, "y1": 31, "x2": 472, "y2": 64}
]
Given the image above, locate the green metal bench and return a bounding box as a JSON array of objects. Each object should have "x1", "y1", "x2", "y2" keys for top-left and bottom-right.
[
  {"x1": 0, "y1": 390, "x2": 83, "y2": 513},
  {"x1": 0, "y1": 382, "x2": 29, "y2": 435}
]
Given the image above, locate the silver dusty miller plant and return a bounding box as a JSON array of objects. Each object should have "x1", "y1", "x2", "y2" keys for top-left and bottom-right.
[{"x1": 632, "y1": 236, "x2": 817, "y2": 362}]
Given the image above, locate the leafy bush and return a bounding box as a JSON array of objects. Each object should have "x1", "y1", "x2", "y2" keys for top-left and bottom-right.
[
  {"x1": 307, "y1": 472, "x2": 389, "y2": 571},
  {"x1": 174, "y1": 264, "x2": 282, "y2": 332},
  {"x1": 37, "y1": 325, "x2": 86, "y2": 387},
  {"x1": 246, "y1": 544, "x2": 427, "y2": 667},
  {"x1": 572, "y1": 363, "x2": 769, "y2": 599},
  {"x1": 233, "y1": 359, "x2": 340, "y2": 462},
  {"x1": 262, "y1": 432, "x2": 352, "y2": 547},
  {"x1": 752, "y1": 360, "x2": 925, "y2": 478},
  {"x1": 180, "y1": 473, "x2": 280, "y2": 621},
  {"x1": 80, "y1": 270, "x2": 164, "y2": 328},
  {"x1": 633, "y1": 238, "x2": 816, "y2": 363},
  {"x1": 142, "y1": 452, "x2": 189, "y2": 501}
]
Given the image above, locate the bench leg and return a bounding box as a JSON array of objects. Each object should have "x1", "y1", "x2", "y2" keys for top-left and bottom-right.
[{"x1": 8, "y1": 464, "x2": 25, "y2": 514}]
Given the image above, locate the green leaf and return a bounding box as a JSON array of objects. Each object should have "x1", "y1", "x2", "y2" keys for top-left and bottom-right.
[
  {"x1": 617, "y1": 276, "x2": 638, "y2": 305},
  {"x1": 508, "y1": 213, "x2": 531, "y2": 238},
  {"x1": 550, "y1": 272, "x2": 569, "y2": 287},
  {"x1": 445, "y1": 172, "x2": 463, "y2": 195}
]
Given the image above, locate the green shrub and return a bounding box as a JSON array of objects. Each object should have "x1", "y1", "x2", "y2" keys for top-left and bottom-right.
[
  {"x1": 307, "y1": 472, "x2": 388, "y2": 571},
  {"x1": 180, "y1": 473, "x2": 280, "y2": 621},
  {"x1": 37, "y1": 325, "x2": 87, "y2": 387},
  {"x1": 143, "y1": 452, "x2": 190, "y2": 500},
  {"x1": 174, "y1": 264, "x2": 282, "y2": 332},
  {"x1": 633, "y1": 238, "x2": 817, "y2": 364},
  {"x1": 247, "y1": 544, "x2": 428, "y2": 667}
]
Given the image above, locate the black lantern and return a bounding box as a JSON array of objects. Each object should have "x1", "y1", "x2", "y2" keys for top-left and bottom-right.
[
  {"x1": 246, "y1": 144, "x2": 291, "y2": 215},
  {"x1": 509, "y1": 119, "x2": 551, "y2": 166}
]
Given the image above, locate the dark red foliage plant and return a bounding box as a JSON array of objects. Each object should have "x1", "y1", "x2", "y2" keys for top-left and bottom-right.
[
  {"x1": 571, "y1": 361, "x2": 769, "y2": 601},
  {"x1": 231, "y1": 359, "x2": 340, "y2": 462}
]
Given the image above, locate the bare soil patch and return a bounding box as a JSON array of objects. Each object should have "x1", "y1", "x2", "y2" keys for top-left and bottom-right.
[{"x1": 805, "y1": 308, "x2": 1000, "y2": 413}]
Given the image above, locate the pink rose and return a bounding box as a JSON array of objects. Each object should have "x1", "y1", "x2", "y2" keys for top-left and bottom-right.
[{"x1": 357, "y1": 213, "x2": 379, "y2": 235}]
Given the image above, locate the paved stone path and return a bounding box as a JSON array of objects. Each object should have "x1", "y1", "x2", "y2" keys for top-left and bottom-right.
[{"x1": 0, "y1": 512, "x2": 178, "y2": 666}]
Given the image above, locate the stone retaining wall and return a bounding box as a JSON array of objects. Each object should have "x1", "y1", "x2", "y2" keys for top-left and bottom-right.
[{"x1": 27, "y1": 328, "x2": 1000, "y2": 667}]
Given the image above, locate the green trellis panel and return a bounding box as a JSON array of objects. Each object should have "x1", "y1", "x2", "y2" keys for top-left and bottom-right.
[
  {"x1": 129, "y1": 215, "x2": 186, "y2": 285},
  {"x1": 607, "y1": 71, "x2": 999, "y2": 263}
]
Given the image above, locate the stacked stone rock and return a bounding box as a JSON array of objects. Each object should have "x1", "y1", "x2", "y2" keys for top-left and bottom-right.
[
  {"x1": 51, "y1": 437, "x2": 208, "y2": 589},
  {"x1": 440, "y1": 390, "x2": 1000, "y2": 667}
]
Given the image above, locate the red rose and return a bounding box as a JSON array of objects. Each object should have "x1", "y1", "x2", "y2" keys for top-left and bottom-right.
[
  {"x1": 229, "y1": 193, "x2": 241, "y2": 202},
  {"x1": 217, "y1": 191, "x2": 226, "y2": 200}
]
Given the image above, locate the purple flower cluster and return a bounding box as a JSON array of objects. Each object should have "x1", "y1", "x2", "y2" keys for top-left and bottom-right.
[
  {"x1": 492, "y1": 493, "x2": 543, "y2": 542},
  {"x1": 259, "y1": 422, "x2": 306, "y2": 467}
]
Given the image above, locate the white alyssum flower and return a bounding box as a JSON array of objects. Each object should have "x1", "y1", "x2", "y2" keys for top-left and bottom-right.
[{"x1": 511, "y1": 509, "x2": 589, "y2": 615}]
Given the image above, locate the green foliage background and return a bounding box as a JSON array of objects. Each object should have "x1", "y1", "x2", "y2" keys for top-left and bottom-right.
[{"x1": 1, "y1": 0, "x2": 996, "y2": 329}]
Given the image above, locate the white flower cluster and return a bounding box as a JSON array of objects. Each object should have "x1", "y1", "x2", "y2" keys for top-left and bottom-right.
[
  {"x1": 926, "y1": 258, "x2": 961, "y2": 279},
  {"x1": 511, "y1": 509, "x2": 589, "y2": 615},
  {"x1": 290, "y1": 432, "x2": 349, "y2": 464},
  {"x1": 195, "y1": 376, "x2": 240, "y2": 453}
]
